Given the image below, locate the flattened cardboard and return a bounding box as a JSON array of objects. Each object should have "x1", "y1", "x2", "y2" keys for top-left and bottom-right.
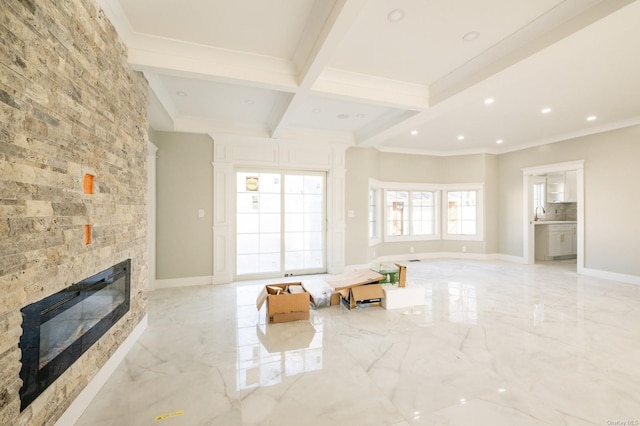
[
  {"x1": 325, "y1": 269, "x2": 384, "y2": 291},
  {"x1": 256, "y1": 282, "x2": 310, "y2": 323}
]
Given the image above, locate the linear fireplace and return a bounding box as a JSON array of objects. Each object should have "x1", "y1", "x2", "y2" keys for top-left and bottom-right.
[{"x1": 19, "y1": 259, "x2": 131, "y2": 411}]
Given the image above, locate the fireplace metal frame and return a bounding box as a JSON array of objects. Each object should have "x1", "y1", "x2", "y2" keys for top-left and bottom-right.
[{"x1": 19, "y1": 259, "x2": 131, "y2": 411}]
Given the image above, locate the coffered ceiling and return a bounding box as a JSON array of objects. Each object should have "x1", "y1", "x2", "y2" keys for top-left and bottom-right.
[{"x1": 98, "y1": 0, "x2": 640, "y2": 155}]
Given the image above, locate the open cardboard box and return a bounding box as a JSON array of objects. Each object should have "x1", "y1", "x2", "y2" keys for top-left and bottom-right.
[
  {"x1": 341, "y1": 283, "x2": 385, "y2": 310},
  {"x1": 256, "y1": 282, "x2": 310, "y2": 323},
  {"x1": 325, "y1": 269, "x2": 385, "y2": 310},
  {"x1": 370, "y1": 263, "x2": 407, "y2": 287}
]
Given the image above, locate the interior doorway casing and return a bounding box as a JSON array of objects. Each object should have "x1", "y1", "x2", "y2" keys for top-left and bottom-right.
[{"x1": 522, "y1": 160, "x2": 585, "y2": 273}]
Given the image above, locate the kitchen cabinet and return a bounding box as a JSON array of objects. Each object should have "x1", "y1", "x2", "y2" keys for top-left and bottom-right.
[
  {"x1": 535, "y1": 223, "x2": 577, "y2": 260},
  {"x1": 546, "y1": 171, "x2": 577, "y2": 203}
]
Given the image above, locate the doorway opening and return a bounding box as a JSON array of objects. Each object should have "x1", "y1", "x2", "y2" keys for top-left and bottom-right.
[{"x1": 522, "y1": 160, "x2": 584, "y2": 273}]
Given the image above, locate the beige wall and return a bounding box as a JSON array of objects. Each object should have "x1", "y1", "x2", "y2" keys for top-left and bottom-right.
[
  {"x1": 152, "y1": 125, "x2": 640, "y2": 280},
  {"x1": 497, "y1": 125, "x2": 640, "y2": 276},
  {"x1": 154, "y1": 131, "x2": 214, "y2": 279}
]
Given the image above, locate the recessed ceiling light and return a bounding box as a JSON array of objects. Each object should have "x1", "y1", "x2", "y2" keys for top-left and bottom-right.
[
  {"x1": 541, "y1": 108, "x2": 551, "y2": 114},
  {"x1": 387, "y1": 8, "x2": 405, "y2": 22},
  {"x1": 244, "y1": 99, "x2": 255, "y2": 105},
  {"x1": 587, "y1": 115, "x2": 597, "y2": 121},
  {"x1": 337, "y1": 113, "x2": 350, "y2": 119},
  {"x1": 496, "y1": 139, "x2": 504, "y2": 144},
  {"x1": 484, "y1": 98, "x2": 494, "y2": 105},
  {"x1": 462, "y1": 31, "x2": 480, "y2": 42},
  {"x1": 457, "y1": 135, "x2": 465, "y2": 141},
  {"x1": 312, "y1": 108, "x2": 321, "y2": 113},
  {"x1": 411, "y1": 130, "x2": 418, "y2": 136},
  {"x1": 176, "y1": 91, "x2": 188, "y2": 97},
  {"x1": 356, "y1": 113, "x2": 365, "y2": 118}
]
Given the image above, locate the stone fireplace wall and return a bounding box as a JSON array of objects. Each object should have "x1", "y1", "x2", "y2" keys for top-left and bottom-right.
[{"x1": 0, "y1": 0, "x2": 148, "y2": 424}]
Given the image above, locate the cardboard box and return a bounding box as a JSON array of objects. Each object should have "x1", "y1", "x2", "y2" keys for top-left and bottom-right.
[
  {"x1": 396, "y1": 263, "x2": 407, "y2": 288},
  {"x1": 370, "y1": 263, "x2": 407, "y2": 287},
  {"x1": 256, "y1": 282, "x2": 310, "y2": 323},
  {"x1": 330, "y1": 292, "x2": 341, "y2": 306},
  {"x1": 325, "y1": 269, "x2": 385, "y2": 310},
  {"x1": 325, "y1": 269, "x2": 384, "y2": 291},
  {"x1": 341, "y1": 283, "x2": 385, "y2": 310}
]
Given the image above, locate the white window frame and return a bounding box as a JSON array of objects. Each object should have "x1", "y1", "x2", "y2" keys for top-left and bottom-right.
[
  {"x1": 368, "y1": 179, "x2": 382, "y2": 246},
  {"x1": 442, "y1": 183, "x2": 484, "y2": 241},
  {"x1": 382, "y1": 182, "x2": 441, "y2": 243},
  {"x1": 532, "y1": 176, "x2": 546, "y2": 215}
]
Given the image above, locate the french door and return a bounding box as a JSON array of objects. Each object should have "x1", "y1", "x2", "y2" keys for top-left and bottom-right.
[{"x1": 235, "y1": 170, "x2": 326, "y2": 278}]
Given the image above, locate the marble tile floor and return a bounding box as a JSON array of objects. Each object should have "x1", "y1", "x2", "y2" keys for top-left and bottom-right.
[{"x1": 76, "y1": 259, "x2": 640, "y2": 426}]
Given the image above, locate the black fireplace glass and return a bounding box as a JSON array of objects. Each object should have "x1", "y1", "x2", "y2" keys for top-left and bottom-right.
[{"x1": 19, "y1": 259, "x2": 131, "y2": 411}]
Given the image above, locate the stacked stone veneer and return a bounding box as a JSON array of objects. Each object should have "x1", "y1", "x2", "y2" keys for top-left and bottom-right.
[{"x1": 0, "y1": 0, "x2": 148, "y2": 424}]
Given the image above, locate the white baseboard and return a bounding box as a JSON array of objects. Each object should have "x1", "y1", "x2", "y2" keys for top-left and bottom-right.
[
  {"x1": 152, "y1": 275, "x2": 214, "y2": 290},
  {"x1": 348, "y1": 255, "x2": 639, "y2": 287},
  {"x1": 491, "y1": 253, "x2": 527, "y2": 264},
  {"x1": 55, "y1": 315, "x2": 148, "y2": 426},
  {"x1": 358, "y1": 252, "x2": 522, "y2": 267},
  {"x1": 581, "y1": 267, "x2": 640, "y2": 286}
]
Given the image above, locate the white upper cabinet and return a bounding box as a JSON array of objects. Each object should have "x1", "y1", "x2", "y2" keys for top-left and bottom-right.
[
  {"x1": 546, "y1": 171, "x2": 577, "y2": 203},
  {"x1": 564, "y1": 170, "x2": 577, "y2": 202}
]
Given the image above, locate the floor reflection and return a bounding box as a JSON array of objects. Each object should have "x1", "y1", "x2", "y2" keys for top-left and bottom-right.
[
  {"x1": 448, "y1": 282, "x2": 477, "y2": 324},
  {"x1": 235, "y1": 285, "x2": 324, "y2": 390}
]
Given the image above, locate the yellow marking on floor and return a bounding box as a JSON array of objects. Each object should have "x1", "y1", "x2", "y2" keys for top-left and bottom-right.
[{"x1": 154, "y1": 409, "x2": 185, "y2": 422}]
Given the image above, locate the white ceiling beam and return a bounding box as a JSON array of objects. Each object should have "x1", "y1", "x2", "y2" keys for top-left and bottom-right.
[
  {"x1": 126, "y1": 34, "x2": 299, "y2": 93},
  {"x1": 270, "y1": 0, "x2": 369, "y2": 138},
  {"x1": 312, "y1": 68, "x2": 429, "y2": 111}
]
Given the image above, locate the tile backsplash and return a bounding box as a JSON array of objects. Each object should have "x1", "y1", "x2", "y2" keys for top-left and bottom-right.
[{"x1": 542, "y1": 202, "x2": 577, "y2": 221}]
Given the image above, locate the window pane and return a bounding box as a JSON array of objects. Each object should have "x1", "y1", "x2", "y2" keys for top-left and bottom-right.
[
  {"x1": 386, "y1": 191, "x2": 409, "y2": 236},
  {"x1": 285, "y1": 213, "x2": 304, "y2": 232},
  {"x1": 285, "y1": 194, "x2": 303, "y2": 212},
  {"x1": 412, "y1": 191, "x2": 435, "y2": 235},
  {"x1": 259, "y1": 213, "x2": 280, "y2": 233},
  {"x1": 447, "y1": 190, "x2": 477, "y2": 236},
  {"x1": 303, "y1": 176, "x2": 323, "y2": 194},
  {"x1": 369, "y1": 189, "x2": 377, "y2": 240},
  {"x1": 237, "y1": 234, "x2": 259, "y2": 254},
  {"x1": 237, "y1": 213, "x2": 259, "y2": 233}
]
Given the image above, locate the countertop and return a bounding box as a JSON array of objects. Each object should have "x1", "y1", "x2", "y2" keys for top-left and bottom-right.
[{"x1": 533, "y1": 220, "x2": 577, "y2": 225}]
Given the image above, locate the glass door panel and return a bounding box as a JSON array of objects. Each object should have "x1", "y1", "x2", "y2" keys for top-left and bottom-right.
[
  {"x1": 236, "y1": 171, "x2": 325, "y2": 277},
  {"x1": 236, "y1": 172, "x2": 281, "y2": 276},
  {"x1": 284, "y1": 174, "x2": 325, "y2": 272}
]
